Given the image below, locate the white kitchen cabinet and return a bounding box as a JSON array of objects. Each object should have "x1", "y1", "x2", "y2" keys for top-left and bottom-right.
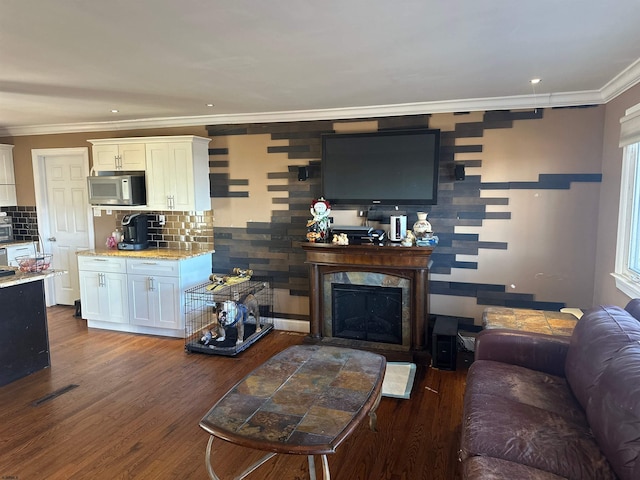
[
  {"x1": 128, "y1": 273, "x2": 181, "y2": 329},
  {"x1": 88, "y1": 140, "x2": 146, "y2": 172},
  {"x1": 77, "y1": 256, "x2": 129, "y2": 324},
  {"x1": 77, "y1": 252, "x2": 211, "y2": 337},
  {"x1": 145, "y1": 137, "x2": 211, "y2": 211},
  {"x1": 5, "y1": 242, "x2": 37, "y2": 267},
  {"x1": 0, "y1": 144, "x2": 17, "y2": 207}
]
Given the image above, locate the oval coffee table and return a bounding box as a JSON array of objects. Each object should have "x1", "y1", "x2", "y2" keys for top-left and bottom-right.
[{"x1": 199, "y1": 344, "x2": 386, "y2": 479}]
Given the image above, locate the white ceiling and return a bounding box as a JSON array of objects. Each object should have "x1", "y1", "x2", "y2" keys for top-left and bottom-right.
[{"x1": 2, "y1": 0, "x2": 640, "y2": 136}]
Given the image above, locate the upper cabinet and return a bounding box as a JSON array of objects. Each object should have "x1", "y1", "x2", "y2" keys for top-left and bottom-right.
[
  {"x1": 145, "y1": 136, "x2": 211, "y2": 211},
  {"x1": 87, "y1": 136, "x2": 211, "y2": 212},
  {"x1": 88, "y1": 139, "x2": 146, "y2": 172},
  {"x1": 0, "y1": 144, "x2": 17, "y2": 207}
]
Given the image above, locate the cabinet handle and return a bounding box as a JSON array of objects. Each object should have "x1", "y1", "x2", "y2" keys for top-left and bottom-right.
[
  {"x1": 148, "y1": 277, "x2": 155, "y2": 291},
  {"x1": 98, "y1": 273, "x2": 105, "y2": 287}
]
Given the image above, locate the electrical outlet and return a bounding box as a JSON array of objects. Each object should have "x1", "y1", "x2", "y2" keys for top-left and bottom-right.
[{"x1": 158, "y1": 214, "x2": 166, "y2": 226}]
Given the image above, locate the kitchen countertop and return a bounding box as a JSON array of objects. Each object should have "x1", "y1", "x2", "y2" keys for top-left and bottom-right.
[
  {"x1": 77, "y1": 247, "x2": 215, "y2": 261},
  {"x1": 0, "y1": 240, "x2": 37, "y2": 248},
  {"x1": 0, "y1": 267, "x2": 67, "y2": 289}
]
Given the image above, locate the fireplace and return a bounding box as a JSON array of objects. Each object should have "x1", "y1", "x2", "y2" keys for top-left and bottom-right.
[
  {"x1": 332, "y1": 283, "x2": 403, "y2": 345},
  {"x1": 323, "y1": 271, "x2": 411, "y2": 350},
  {"x1": 302, "y1": 243, "x2": 434, "y2": 364}
]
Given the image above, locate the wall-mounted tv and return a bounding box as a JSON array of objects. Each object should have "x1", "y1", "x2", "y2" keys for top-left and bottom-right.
[{"x1": 321, "y1": 128, "x2": 440, "y2": 206}]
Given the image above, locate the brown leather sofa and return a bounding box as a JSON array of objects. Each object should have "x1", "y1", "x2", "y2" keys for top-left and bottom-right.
[{"x1": 460, "y1": 299, "x2": 640, "y2": 479}]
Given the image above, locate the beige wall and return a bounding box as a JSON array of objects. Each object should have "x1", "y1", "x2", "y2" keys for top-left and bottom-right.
[{"x1": 593, "y1": 82, "x2": 640, "y2": 306}]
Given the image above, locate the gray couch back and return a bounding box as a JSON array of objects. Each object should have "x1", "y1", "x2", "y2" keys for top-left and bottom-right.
[{"x1": 564, "y1": 301, "x2": 640, "y2": 480}]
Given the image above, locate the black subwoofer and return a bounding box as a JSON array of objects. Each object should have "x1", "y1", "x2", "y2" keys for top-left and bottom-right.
[{"x1": 432, "y1": 317, "x2": 458, "y2": 370}]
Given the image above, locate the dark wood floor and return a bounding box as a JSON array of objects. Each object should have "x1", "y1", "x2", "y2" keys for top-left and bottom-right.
[{"x1": 0, "y1": 306, "x2": 468, "y2": 479}]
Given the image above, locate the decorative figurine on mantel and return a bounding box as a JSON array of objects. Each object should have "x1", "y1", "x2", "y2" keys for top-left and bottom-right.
[
  {"x1": 306, "y1": 197, "x2": 332, "y2": 242},
  {"x1": 332, "y1": 232, "x2": 349, "y2": 245},
  {"x1": 401, "y1": 230, "x2": 416, "y2": 246}
]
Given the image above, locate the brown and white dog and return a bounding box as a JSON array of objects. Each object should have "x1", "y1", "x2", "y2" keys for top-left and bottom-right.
[{"x1": 203, "y1": 293, "x2": 261, "y2": 346}]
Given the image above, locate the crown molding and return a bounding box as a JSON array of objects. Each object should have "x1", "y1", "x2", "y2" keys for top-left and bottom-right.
[
  {"x1": 0, "y1": 88, "x2": 619, "y2": 138},
  {"x1": 601, "y1": 57, "x2": 640, "y2": 102}
]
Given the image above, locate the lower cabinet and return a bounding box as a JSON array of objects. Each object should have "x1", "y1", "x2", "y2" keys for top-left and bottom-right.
[
  {"x1": 77, "y1": 256, "x2": 129, "y2": 324},
  {"x1": 78, "y1": 253, "x2": 211, "y2": 337},
  {"x1": 129, "y1": 274, "x2": 180, "y2": 329},
  {"x1": 78, "y1": 270, "x2": 129, "y2": 324}
]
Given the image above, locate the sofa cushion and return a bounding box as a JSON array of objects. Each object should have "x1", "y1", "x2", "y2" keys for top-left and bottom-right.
[
  {"x1": 564, "y1": 305, "x2": 640, "y2": 411},
  {"x1": 463, "y1": 456, "x2": 568, "y2": 480},
  {"x1": 625, "y1": 298, "x2": 640, "y2": 321},
  {"x1": 586, "y1": 343, "x2": 640, "y2": 480},
  {"x1": 463, "y1": 360, "x2": 585, "y2": 423},
  {"x1": 461, "y1": 392, "x2": 616, "y2": 479}
]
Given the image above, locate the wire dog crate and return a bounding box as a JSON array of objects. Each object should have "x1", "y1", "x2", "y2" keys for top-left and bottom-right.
[{"x1": 184, "y1": 276, "x2": 274, "y2": 356}]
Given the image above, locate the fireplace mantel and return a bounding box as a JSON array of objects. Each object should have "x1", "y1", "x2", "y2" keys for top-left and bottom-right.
[{"x1": 301, "y1": 243, "x2": 434, "y2": 363}]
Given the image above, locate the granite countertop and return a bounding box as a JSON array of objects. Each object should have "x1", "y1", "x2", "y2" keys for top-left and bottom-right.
[
  {"x1": 0, "y1": 240, "x2": 36, "y2": 248},
  {"x1": 77, "y1": 247, "x2": 215, "y2": 261},
  {"x1": 0, "y1": 267, "x2": 67, "y2": 289}
]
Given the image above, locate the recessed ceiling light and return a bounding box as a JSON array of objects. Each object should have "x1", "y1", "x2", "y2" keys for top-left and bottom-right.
[
  {"x1": 111, "y1": 109, "x2": 119, "y2": 113},
  {"x1": 530, "y1": 78, "x2": 541, "y2": 85},
  {"x1": 206, "y1": 103, "x2": 215, "y2": 108}
]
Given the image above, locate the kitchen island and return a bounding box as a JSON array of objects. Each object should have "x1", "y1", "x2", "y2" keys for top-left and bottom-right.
[
  {"x1": 0, "y1": 267, "x2": 67, "y2": 387},
  {"x1": 77, "y1": 247, "x2": 214, "y2": 337}
]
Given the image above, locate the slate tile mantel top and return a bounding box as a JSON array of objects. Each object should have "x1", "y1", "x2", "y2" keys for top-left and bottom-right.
[
  {"x1": 483, "y1": 307, "x2": 578, "y2": 336},
  {"x1": 199, "y1": 345, "x2": 386, "y2": 455},
  {"x1": 77, "y1": 247, "x2": 215, "y2": 261}
]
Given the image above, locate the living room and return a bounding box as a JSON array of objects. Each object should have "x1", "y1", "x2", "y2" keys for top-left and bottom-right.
[{"x1": 2, "y1": 2, "x2": 640, "y2": 479}]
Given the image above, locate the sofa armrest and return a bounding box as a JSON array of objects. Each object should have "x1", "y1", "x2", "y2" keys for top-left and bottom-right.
[{"x1": 474, "y1": 329, "x2": 570, "y2": 377}]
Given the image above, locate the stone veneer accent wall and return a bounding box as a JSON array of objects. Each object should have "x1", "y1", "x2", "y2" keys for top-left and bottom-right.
[{"x1": 207, "y1": 108, "x2": 603, "y2": 323}]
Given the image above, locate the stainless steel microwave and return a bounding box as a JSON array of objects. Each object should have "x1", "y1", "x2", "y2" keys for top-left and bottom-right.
[{"x1": 87, "y1": 174, "x2": 146, "y2": 206}]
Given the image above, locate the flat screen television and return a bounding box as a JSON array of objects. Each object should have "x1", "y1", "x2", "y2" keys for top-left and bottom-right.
[{"x1": 321, "y1": 128, "x2": 440, "y2": 206}]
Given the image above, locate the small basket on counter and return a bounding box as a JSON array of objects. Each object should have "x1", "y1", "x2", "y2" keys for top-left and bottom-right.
[{"x1": 15, "y1": 254, "x2": 53, "y2": 273}]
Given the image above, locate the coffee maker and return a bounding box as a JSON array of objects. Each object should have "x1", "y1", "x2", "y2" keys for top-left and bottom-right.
[{"x1": 117, "y1": 213, "x2": 149, "y2": 250}]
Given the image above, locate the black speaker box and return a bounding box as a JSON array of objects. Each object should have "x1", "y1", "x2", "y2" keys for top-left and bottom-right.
[
  {"x1": 454, "y1": 164, "x2": 466, "y2": 181},
  {"x1": 432, "y1": 317, "x2": 458, "y2": 370}
]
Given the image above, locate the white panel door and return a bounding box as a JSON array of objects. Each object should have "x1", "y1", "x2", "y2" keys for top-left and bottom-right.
[{"x1": 45, "y1": 154, "x2": 91, "y2": 305}]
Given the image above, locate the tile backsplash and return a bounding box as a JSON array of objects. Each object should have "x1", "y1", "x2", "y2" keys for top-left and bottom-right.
[
  {"x1": 115, "y1": 210, "x2": 215, "y2": 250},
  {"x1": 0, "y1": 206, "x2": 39, "y2": 242},
  {"x1": 1, "y1": 206, "x2": 214, "y2": 251}
]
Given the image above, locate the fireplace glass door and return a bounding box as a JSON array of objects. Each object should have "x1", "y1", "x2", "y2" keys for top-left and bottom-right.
[{"x1": 331, "y1": 283, "x2": 402, "y2": 345}]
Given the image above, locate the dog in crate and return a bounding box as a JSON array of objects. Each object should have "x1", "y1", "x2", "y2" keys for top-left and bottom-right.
[{"x1": 201, "y1": 293, "x2": 261, "y2": 346}]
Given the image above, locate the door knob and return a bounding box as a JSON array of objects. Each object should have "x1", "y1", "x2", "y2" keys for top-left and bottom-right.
[{"x1": 48, "y1": 237, "x2": 57, "y2": 242}]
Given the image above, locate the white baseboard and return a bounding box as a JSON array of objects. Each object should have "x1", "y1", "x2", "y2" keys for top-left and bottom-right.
[{"x1": 272, "y1": 317, "x2": 310, "y2": 333}]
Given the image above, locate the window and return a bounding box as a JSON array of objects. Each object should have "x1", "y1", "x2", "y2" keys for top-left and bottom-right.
[{"x1": 613, "y1": 103, "x2": 640, "y2": 298}]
